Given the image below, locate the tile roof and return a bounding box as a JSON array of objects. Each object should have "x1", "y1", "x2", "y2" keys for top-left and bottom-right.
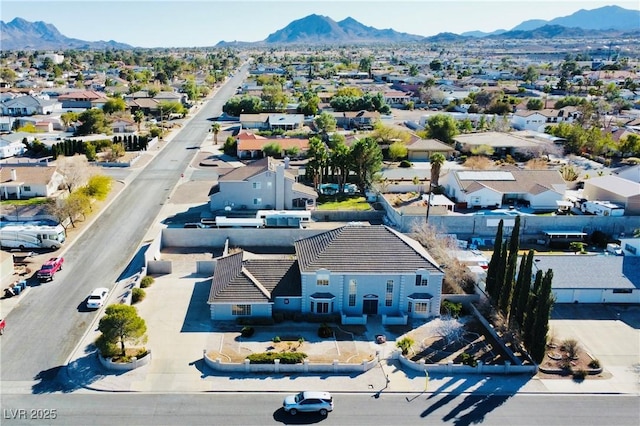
[
  {"x1": 218, "y1": 157, "x2": 270, "y2": 182},
  {"x1": 238, "y1": 138, "x2": 309, "y2": 151},
  {"x1": 207, "y1": 252, "x2": 301, "y2": 303},
  {"x1": 294, "y1": 225, "x2": 442, "y2": 274},
  {"x1": 407, "y1": 138, "x2": 455, "y2": 152}
]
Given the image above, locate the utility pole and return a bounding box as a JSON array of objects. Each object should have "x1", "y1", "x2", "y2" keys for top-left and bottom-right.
[{"x1": 425, "y1": 184, "x2": 435, "y2": 223}]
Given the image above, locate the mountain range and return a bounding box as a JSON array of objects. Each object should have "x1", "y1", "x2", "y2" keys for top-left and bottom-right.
[
  {"x1": 0, "y1": 17, "x2": 132, "y2": 50},
  {"x1": 1, "y1": 5, "x2": 638, "y2": 49}
]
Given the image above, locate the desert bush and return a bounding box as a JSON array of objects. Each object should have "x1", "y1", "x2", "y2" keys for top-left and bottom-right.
[
  {"x1": 396, "y1": 337, "x2": 415, "y2": 355},
  {"x1": 573, "y1": 369, "x2": 588, "y2": 380},
  {"x1": 561, "y1": 338, "x2": 580, "y2": 360},
  {"x1": 272, "y1": 336, "x2": 281, "y2": 343},
  {"x1": 140, "y1": 276, "x2": 154, "y2": 288},
  {"x1": 441, "y1": 300, "x2": 463, "y2": 318},
  {"x1": 399, "y1": 160, "x2": 412, "y2": 168},
  {"x1": 132, "y1": 287, "x2": 146, "y2": 304},
  {"x1": 240, "y1": 326, "x2": 254, "y2": 338},
  {"x1": 588, "y1": 359, "x2": 601, "y2": 369},
  {"x1": 458, "y1": 352, "x2": 478, "y2": 367},
  {"x1": 247, "y1": 352, "x2": 307, "y2": 364}
]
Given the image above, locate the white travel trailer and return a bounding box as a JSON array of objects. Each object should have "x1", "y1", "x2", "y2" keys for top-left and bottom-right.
[
  {"x1": 0, "y1": 223, "x2": 66, "y2": 249},
  {"x1": 255, "y1": 210, "x2": 312, "y2": 228},
  {"x1": 214, "y1": 216, "x2": 264, "y2": 228},
  {"x1": 580, "y1": 200, "x2": 624, "y2": 217}
]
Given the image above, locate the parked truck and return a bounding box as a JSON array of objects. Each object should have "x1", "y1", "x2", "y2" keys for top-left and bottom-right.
[
  {"x1": 580, "y1": 200, "x2": 624, "y2": 217},
  {"x1": 37, "y1": 257, "x2": 64, "y2": 281}
]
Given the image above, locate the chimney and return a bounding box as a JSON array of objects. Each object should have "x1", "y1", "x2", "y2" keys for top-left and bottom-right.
[{"x1": 11, "y1": 169, "x2": 17, "y2": 181}]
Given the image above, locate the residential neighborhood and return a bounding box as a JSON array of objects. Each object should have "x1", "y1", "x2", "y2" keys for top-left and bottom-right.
[{"x1": 1, "y1": 3, "x2": 640, "y2": 424}]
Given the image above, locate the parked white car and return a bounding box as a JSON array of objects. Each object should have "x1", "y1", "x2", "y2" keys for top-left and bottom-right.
[
  {"x1": 86, "y1": 288, "x2": 109, "y2": 309},
  {"x1": 283, "y1": 391, "x2": 333, "y2": 416}
]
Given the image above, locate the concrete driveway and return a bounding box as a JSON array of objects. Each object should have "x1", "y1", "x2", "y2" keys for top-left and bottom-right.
[{"x1": 549, "y1": 304, "x2": 640, "y2": 374}]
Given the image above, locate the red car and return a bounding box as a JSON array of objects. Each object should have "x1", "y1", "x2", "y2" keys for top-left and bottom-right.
[
  {"x1": 0, "y1": 318, "x2": 5, "y2": 335},
  {"x1": 37, "y1": 257, "x2": 64, "y2": 281}
]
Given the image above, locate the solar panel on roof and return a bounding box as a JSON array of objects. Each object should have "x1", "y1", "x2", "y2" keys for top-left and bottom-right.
[{"x1": 458, "y1": 171, "x2": 515, "y2": 181}]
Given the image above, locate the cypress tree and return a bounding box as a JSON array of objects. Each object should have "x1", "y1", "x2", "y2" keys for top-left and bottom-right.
[
  {"x1": 523, "y1": 270, "x2": 543, "y2": 348},
  {"x1": 485, "y1": 219, "x2": 504, "y2": 299},
  {"x1": 499, "y1": 246, "x2": 518, "y2": 318},
  {"x1": 530, "y1": 269, "x2": 555, "y2": 363},
  {"x1": 493, "y1": 243, "x2": 508, "y2": 305},
  {"x1": 514, "y1": 250, "x2": 535, "y2": 328}
]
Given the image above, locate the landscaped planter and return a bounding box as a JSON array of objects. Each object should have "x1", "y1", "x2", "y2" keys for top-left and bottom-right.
[{"x1": 98, "y1": 350, "x2": 152, "y2": 371}]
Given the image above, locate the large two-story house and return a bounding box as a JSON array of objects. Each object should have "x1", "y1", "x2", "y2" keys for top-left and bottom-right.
[
  {"x1": 209, "y1": 157, "x2": 317, "y2": 212},
  {"x1": 207, "y1": 225, "x2": 444, "y2": 324}
]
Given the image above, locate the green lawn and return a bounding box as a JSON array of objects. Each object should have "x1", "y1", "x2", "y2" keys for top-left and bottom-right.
[
  {"x1": 1, "y1": 197, "x2": 49, "y2": 206},
  {"x1": 316, "y1": 196, "x2": 371, "y2": 211}
]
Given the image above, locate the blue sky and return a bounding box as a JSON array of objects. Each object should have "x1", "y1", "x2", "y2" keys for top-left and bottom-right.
[{"x1": 2, "y1": 0, "x2": 639, "y2": 48}]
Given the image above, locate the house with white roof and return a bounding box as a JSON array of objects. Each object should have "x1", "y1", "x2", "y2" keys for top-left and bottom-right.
[{"x1": 441, "y1": 169, "x2": 566, "y2": 210}]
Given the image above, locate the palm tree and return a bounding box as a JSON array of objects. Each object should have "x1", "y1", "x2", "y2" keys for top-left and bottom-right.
[
  {"x1": 211, "y1": 123, "x2": 221, "y2": 145},
  {"x1": 134, "y1": 110, "x2": 144, "y2": 133},
  {"x1": 429, "y1": 152, "x2": 446, "y2": 188}
]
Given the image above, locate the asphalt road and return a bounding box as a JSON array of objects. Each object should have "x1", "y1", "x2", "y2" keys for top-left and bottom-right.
[
  {"x1": 0, "y1": 64, "x2": 251, "y2": 383},
  {"x1": 1, "y1": 393, "x2": 638, "y2": 425}
]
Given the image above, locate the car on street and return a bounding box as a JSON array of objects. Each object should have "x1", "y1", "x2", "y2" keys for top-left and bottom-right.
[
  {"x1": 86, "y1": 288, "x2": 109, "y2": 309},
  {"x1": 283, "y1": 391, "x2": 334, "y2": 416},
  {"x1": 37, "y1": 257, "x2": 64, "y2": 281},
  {"x1": 0, "y1": 318, "x2": 5, "y2": 335}
]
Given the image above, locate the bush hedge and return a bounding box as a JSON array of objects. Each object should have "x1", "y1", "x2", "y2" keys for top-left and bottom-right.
[
  {"x1": 247, "y1": 352, "x2": 308, "y2": 364},
  {"x1": 132, "y1": 287, "x2": 146, "y2": 304},
  {"x1": 240, "y1": 326, "x2": 255, "y2": 338},
  {"x1": 140, "y1": 276, "x2": 155, "y2": 288}
]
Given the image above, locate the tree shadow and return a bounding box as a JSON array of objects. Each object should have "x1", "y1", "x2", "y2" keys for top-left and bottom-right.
[{"x1": 417, "y1": 374, "x2": 529, "y2": 425}]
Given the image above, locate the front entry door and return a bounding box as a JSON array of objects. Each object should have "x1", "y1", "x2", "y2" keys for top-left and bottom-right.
[{"x1": 363, "y1": 299, "x2": 378, "y2": 315}]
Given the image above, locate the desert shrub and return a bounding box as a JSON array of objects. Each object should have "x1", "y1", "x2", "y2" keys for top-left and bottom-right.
[
  {"x1": 441, "y1": 300, "x2": 463, "y2": 318},
  {"x1": 588, "y1": 359, "x2": 601, "y2": 369},
  {"x1": 240, "y1": 326, "x2": 254, "y2": 338},
  {"x1": 272, "y1": 336, "x2": 281, "y2": 343},
  {"x1": 573, "y1": 369, "x2": 588, "y2": 380},
  {"x1": 561, "y1": 338, "x2": 580, "y2": 359},
  {"x1": 458, "y1": 352, "x2": 478, "y2": 367},
  {"x1": 247, "y1": 352, "x2": 308, "y2": 364},
  {"x1": 396, "y1": 337, "x2": 415, "y2": 355},
  {"x1": 132, "y1": 287, "x2": 146, "y2": 304},
  {"x1": 399, "y1": 160, "x2": 412, "y2": 168},
  {"x1": 318, "y1": 323, "x2": 333, "y2": 338},
  {"x1": 140, "y1": 276, "x2": 154, "y2": 288}
]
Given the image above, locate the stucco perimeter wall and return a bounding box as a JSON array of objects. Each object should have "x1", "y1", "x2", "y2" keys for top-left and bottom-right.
[
  {"x1": 311, "y1": 210, "x2": 385, "y2": 223},
  {"x1": 203, "y1": 354, "x2": 377, "y2": 374},
  {"x1": 396, "y1": 214, "x2": 640, "y2": 240},
  {"x1": 161, "y1": 228, "x2": 327, "y2": 248}
]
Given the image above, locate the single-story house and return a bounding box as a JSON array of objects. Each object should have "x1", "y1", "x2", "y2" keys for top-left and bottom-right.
[
  {"x1": 406, "y1": 138, "x2": 455, "y2": 161},
  {"x1": 441, "y1": 169, "x2": 566, "y2": 210},
  {"x1": 582, "y1": 175, "x2": 640, "y2": 216},
  {"x1": 333, "y1": 111, "x2": 380, "y2": 130},
  {"x1": 531, "y1": 255, "x2": 640, "y2": 304},
  {"x1": 237, "y1": 134, "x2": 309, "y2": 159},
  {"x1": 512, "y1": 107, "x2": 580, "y2": 132},
  {"x1": 0, "y1": 132, "x2": 33, "y2": 158},
  {"x1": 0, "y1": 165, "x2": 65, "y2": 200},
  {"x1": 453, "y1": 132, "x2": 544, "y2": 157},
  {"x1": 207, "y1": 225, "x2": 445, "y2": 323},
  {"x1": 57, "y1": 90, "x2": 108, "y2": 109},
  {"x1": 111, "y1": 117, "x2": 137, "y2": 133},
  {"x1": 0, "y1": 95, "x2": 59, "y2": 116},
  {"x1": 209, "y1": 157, "x2": 317, "y2": 212}
]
